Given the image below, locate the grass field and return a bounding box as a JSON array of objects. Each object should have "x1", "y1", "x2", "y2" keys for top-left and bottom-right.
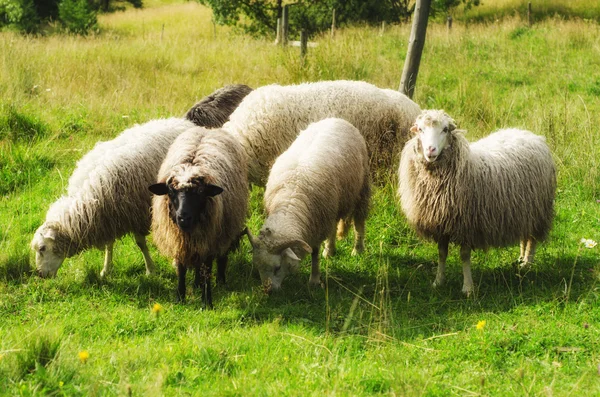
[{"x1": 1, "y1": 1, "x2": 600, "y2": 395}]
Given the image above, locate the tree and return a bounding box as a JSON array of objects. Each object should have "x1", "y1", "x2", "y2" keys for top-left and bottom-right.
[
  {"x1": 399, "y1": 0, "x2": 431, "y2": 99},
  {"x1": 199, "y1": 0, "x2": 414, "y2": 37}
]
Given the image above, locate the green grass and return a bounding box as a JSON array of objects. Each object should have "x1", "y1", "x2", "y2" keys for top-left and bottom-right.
[{"x1": 1, "y1": 1, "x2": 600, "y2": 395}]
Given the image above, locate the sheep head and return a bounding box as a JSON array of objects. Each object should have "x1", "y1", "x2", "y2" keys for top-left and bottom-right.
[
  {"x1": 411, "y1": 109, "x2": 460, "y2": 163},
  {"x1": 149, "y1": 165, "x2": 223, "y2": 233},
  {"x1": 247, "y1": 228, "x2": 312, "y2": 292},
  {"x1": 31, "y1": 224, "x2": 66, "y2": 278}
]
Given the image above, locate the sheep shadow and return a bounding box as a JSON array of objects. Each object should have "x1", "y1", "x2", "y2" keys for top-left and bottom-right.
[{"x1": 220, "y1": 250, "x2": 599, "y2": 338}]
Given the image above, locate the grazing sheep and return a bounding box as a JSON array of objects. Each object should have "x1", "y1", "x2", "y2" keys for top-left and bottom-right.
[
  {"x1": 222, "y1": 80, "x2": 421, "y2": 185},
  {"x1": 398, "y1": 110, "x2": 556, "y2": 295},
  {"x1": 149, "y1": 127, "x2": 248, "y2": 307},
  {"x1": 185, "y1": 84, "x2": 253, "y2": 128},
  {"x1": 247, "y1": 118, "x2": 370, "y2": 292},
  {"x1": 31, "y1": 118, "x2": 196, "y2": 278}
]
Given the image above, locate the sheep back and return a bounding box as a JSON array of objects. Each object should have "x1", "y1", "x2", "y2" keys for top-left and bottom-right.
[
  {"x1": 44, "y1": 118, "x2": 195, "y2": 253},
  {"x1": 151, "y1": 127, "x2": 248, "y2": 264},
  {"x1": 399, "y1": 128, "x2": 556, "y2": 249},
  {"x1": 224, "y1": 80, "x2": 421, "y2": 185},
  {"x1": 185, "y1": 84, "x2": 253, "y2": 128},
  {"x1": 263, "y1": 118, "x2": 370, "y2": 249}
]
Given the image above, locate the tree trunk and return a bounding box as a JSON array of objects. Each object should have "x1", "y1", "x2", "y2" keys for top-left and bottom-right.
[{"x1": 399, "y1": 0, "x2": 431, "y2": 99}]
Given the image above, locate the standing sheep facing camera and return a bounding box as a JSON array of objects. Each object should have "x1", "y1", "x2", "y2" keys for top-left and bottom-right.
[
  {"x1": 185, "y1": 84, "x2": 253, "y2": 128},
  {"x1": 398, "y1": 110, "x2": 556, "y2": 295},
  {"x1": 149, "y1": 127, "x2": 248, "y2": 307},
  {"x1": 247, "y1": 118, "x2": 370, "y2": 292},
  {"x1": 31, "y1": 118, "x2": 196, "y2": 278},
  {"x1": 222, "y1": 80, "x2": 421, "y2": 185}
]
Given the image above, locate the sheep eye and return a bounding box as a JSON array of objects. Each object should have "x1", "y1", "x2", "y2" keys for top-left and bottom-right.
[
  {"x1": 39, "y1": 245, "x2": 46, "y2": 253},
  {"x1": 273, "y1": 264, "x2": 281, "y2": 275},
  {"x1": 443, "y1": 127, "x2": 449, "y2": 133}
]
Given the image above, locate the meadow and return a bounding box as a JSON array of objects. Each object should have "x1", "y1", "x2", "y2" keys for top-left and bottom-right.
[{"x1": 1, "y1": 1, "x2": 599, "y2": 395}]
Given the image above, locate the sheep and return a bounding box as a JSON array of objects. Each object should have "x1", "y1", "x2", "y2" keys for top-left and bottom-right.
[
  {"x1": 149, "y1": 126, "x2": 248, "y2": 307},
  {"x1": 185, "y1": 84, "x2": 253, "y2": 128},
  {"x1": 222, "y1": 80, "x2": 421, "y2": 185},
  {"x1": 31, "y1": 118, "x2": 196, "y2": 278},
  {"x1": 246, "y1": 118, "x2": 371, "y2": 292},
  {"x1": 398, "y1": 109, "x2": 556, "y2": 295}
]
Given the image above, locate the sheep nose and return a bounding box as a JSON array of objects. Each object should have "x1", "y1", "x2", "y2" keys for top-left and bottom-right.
[
  {"x1": 426, "y1": 146, "x2": 436, "y2": 155},
  {"x1": 177, "y1": 215, "x2": 193, "y2": 230}
]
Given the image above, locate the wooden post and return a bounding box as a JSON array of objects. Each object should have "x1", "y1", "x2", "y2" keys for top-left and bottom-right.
[
  {"x1": 399, "y1": 0, "x2": 431, "y2": 99},
  {"x1": 276, "y1": 18, "x2": 281, "y2": 44},
  {"x1": 331, "y1": 8, "x2": 336, "y2": 38},
  {"x1": 527, "y1": 2, "x2": 532, "y2": 27},
  {"x1": 380, "y1": 21, "x2": 386, "y2": 36},
  {"x1": 300, "y1": 30, "x2": 308, "y2": 59},
  {"x1": 161, "y1": 24, "x2": 164, "y2": 42},
  {"x1": 281, "y1": 5, "x2": 289, "y2": 46},
  {"x1": 446, "y1": 15, "x2": 452, "y2": 32}
]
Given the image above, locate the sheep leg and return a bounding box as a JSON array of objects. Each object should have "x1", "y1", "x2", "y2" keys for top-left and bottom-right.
[
  {"x1": 309, "y1": 248, "x2": 322, "y2": 287},
  {"x1": 194, "y1": 257, "x2": 213, "y2": 309},
  {"x1": 134, "y1": 233, "x2": 155, "y2": 275},
  {"x1": 351, "y1": 215, "x2": 366, "y2": 256},
  {"x1": 216, "y1": 255, "x2": 227, "y2": 286},
  {"x1": 433, "y1": 238, "x2": 449, "y2": 288},
  {"x1": 176, "y1": 262, "x2": 187, "y2": 302},
  {"x1": 524, "y1": 238, "x2": 537, "y2": 265},
  {"x1": 336, "y1": 219, "x2": 349, "y2": 240},
  {"x1": 518, "y1": 240, "x2": 526, "y2": 264},
  {"x1": 100, "y1": 242, "x2": 114, "y2": 278},
  {"x1": 322, "y1": 228, "x2": 337, "y2": 258},
  {"x1": 460, "y1": 245, "x2": 474, "y2": 296}
]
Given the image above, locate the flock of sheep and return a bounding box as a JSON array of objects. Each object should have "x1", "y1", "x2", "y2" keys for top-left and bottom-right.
[{"x1": 30, "y1": 80, "x2": 557, "y2": 306}]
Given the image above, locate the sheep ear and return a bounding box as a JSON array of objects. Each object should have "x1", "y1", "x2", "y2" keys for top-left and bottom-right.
[
  {"x1": 204, "y1": 184, "x2": 223, "y2": 197},
  {"x1": 410, "y1": 124, "x2": 419, "y2": 134},
  {"x1": 453, "y1": 129, "x2": 467, "y2": 135},
  {"x1": 149, "y1": 183, "x2": 169, "y2": 196},
  {"x1": 42, "y1": 228, "x2": 56, "y2": 241},
  {"x1": 273, "y1": 240, "x2": 312, "y2": 255},
  {"x1": 246, "y1": 229, "x2": 260, "y2": 248},
  {"x1": 282, "y1": 248, "x2": 300, "y2": 261}
]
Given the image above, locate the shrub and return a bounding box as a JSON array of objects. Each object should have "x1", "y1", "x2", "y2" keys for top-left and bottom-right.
[{"x1": 58, "y1": 0, "x2": 97, "y2": 35}]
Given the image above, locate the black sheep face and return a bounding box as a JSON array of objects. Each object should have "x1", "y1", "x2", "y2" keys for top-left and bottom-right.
[{"x1": 149, "y1": 175, "x2": 223, "y2": 233}]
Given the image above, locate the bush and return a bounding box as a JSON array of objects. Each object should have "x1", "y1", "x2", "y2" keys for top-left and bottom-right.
[{"x1": 58, "y1": 0, "x2": 97, "y2": 34}]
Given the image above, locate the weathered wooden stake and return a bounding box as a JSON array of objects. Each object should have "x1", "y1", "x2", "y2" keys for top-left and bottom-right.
[
  {"x1": 281, "y1": 5, "x2": 289, "y2": 46},
  {"x1": 276, "y1": 18, "x2": 281, "y2": 44},
  {"x1": 447, "y1": 15, "x2": 453, "y2": 32},
  {"x1": 300, "y1": 30, "x2": 308, "y2": 60},
  {"x1": 331, "y1": 8, "x2": 336, "y2": 38},
  {"x1": 527, "y1": 2, "x2": 532, "y2": 27},
  {"x1": 399, "y1": 0, "x2": 431, "y2": 99},
  {"x1": 161, "y1": 23, "x2": 164, "y2": 42},
  {"x1": 380, "y1": 21, "x2": 386, "y2": 36}
]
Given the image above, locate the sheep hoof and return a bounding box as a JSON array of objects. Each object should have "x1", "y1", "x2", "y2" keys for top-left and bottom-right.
[
  {"x1": 351, "y1": 246, "x2": 364, "y2": 256},
  {"x1": 309, "y1": 276, "x2": 322, "y2": 288},
  {"x1": 100, "y1": 270, "x2": 108, "y2": 278},
  {"x1": 322, "y1": 248, "x2": 335, "y2": 259},
  {"x1": 462, "y1": 285, "x2": 474, "y2": 297},
  {"x1": 432, "y1": 278, "x2": 444, "y2": 288}
]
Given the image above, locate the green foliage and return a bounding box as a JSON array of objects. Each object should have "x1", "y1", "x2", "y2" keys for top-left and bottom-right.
[
  {"x1": 0, "y1": 106, "x2": 48, "y2": 142},
  {"x1": 58, "y1": 0, "x2": 97, "y2": 34},
  {"x1": 0, "y1": 0, "x2": 40, "y2": 33}
]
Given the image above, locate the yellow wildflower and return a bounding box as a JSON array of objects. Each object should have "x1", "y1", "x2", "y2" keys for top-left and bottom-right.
[
  {"x1": 152, "y1": 303, "x2": 163, "y2": 315},
  {"x1": 78, "y1": 350, "x2": 89, "y2": 364},
  {"x1": 476, "y1": 320, "x2": 486, "y2": 331},
  {"x1": 59, "y1": 381, "x2": 64, "y2": 388}
]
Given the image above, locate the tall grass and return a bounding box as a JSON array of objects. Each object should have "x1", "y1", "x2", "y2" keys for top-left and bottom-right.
[{"x1": 1, "y1": 2, "x2": 599, "y2": 395}]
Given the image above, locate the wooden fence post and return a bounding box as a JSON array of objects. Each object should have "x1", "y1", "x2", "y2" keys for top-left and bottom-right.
[
  {"x1": 446, "y1": 15, "x2": 452, "y2": 32},
  {"x1": 300, "y1": 30, "x2": 308, "y2": 60},
  {"x1": 276, "y1": 18, "x2": 281, "y2": 44},
  {"x1": 527, "y1": 2, "x2": 532, "y2": 27},
  {"x1": 331, "y1": 8, "x2": 336, "y2": 38},
  {"x1": 399, "y1": 0, "x2": 431, "y2": 98},
  {"x1": 281, "y1": 5, "x2": 289, "y2": 46}
]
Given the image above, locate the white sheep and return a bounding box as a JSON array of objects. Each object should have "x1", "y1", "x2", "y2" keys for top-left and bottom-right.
[
  {"x1": 222, "y1": 80, "x2": 421, "y2": 185},
  {"x1": 398, "y1": 110, "x2": 557, "y2": 295},
  {"x1": 31, "y1": 118, "x2": 196, "y2": 278},
  {"x1": 185, "y1": 84, "x2": 253, "y2": 128},
  {"x1": 247, "y1": 118, "x2": 370, "y2": 292},
  {"x1": 149, "y1": 127, "x2": 248, "y2": 307}
]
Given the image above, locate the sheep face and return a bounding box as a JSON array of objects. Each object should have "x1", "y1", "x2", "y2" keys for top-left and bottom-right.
[
  {"x1": 31, "y1": 225, "x2": 65, "y2": 278},
  {"x1": 149, "y1": 170, "x2": 223, "y2": 233},
  {"x1": 411, "y1": 110, "x2": 456, "y2": 163},
  {"x1": 247, "y1": 229, "x2": 312, "y2": 292}
]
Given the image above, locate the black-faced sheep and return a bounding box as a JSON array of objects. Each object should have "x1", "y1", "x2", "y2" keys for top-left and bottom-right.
[
  {"x1": 247, "y1": 118, "x2": 370, "y2": 292},
  {"x1": 222, "y1": 80, "x2": 421, "y2": 185},
  {"x1": 185, "y1": 84, "x2": 253, "y2": 128},
  {"x1": 149, "y1": 127, "x2": 248, "y2": 307},
  {"x1": 31, "y1": 118, "x2": 196, "y2": 278},
  {"x1": 398, "y1": 110, "x2": 557, "y2": 295}
]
